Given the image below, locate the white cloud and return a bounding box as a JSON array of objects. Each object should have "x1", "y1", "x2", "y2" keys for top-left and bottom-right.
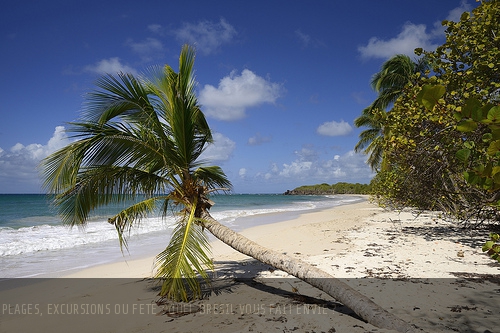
[
  {"x1": 358, "y1": 23, "x2": 438, "y2": 60},
  {"x1": 148, "y1": 24, "x2": 162, "y2": 34},
  {"x1": 358, "y1": 2, "x2": 471, "y2": 60},
  {"x1": 200, "y1": 132, "x2": 236, "y2": 162},
  {"x1": 173, "y1": 18, "x2": 237, "y2": 55},
  {"x1": 238, "y1": 168, "x2": 247, "y2": 178},
  {"x1": 317, "y1": 120, "x2": 353, "y2": 136},
  {"x1": 248, "y1": 133, "x2": 272, "y2": 146},
  {"x1": 446, "y1": 0, "x2": 472, "y2": 22},
  {"x1": 85, "y1": 58, "x2": 138, "y2": 76},
  {"x1": 279, "y1": 161, "x2": 313, "y2": 178},
  {"x1": 199, "y1": 69, "x2": 283, "y2": 121},
  {"x1": 0, "y1": 126, "x2": 71, "y2": 193},
  {"x1": 126, "y1": 37, "x2": 163, "y2": 62},
  {"x1": 255, "y1": 149, "x2": 373, "y2": 184}
]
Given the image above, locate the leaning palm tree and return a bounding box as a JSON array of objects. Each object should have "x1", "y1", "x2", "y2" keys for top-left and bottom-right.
[
  {"x1": 41, "y1": 45, "x2": 419, "y2": 333},
  {"x1": 355, "y1": 54, "x2": 429, "y2": 170}
]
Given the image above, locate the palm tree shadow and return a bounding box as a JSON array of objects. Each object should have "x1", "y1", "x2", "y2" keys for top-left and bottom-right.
[
  {"x1": 203, "y1": 259, "x2": 361, "y2": 319},
  {"x1": 150, "y1": 259, "x2": 362, "y2": 320}
]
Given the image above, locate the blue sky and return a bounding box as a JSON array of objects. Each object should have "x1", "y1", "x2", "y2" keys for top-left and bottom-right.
[{"x1": 0, "y1": 0, "x2": 475, "y2": 194}]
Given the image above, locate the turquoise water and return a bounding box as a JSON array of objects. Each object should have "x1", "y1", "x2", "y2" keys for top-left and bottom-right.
[{"x1": 0, "y1": 193, "x2": 364, "y2": 278}]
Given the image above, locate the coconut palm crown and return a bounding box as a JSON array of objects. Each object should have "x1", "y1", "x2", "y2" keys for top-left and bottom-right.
[{"x1": 40, "y1": 44, "x2": 231, "y2": 301}]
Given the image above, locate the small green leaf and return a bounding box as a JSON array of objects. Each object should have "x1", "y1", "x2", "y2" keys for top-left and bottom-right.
[
  {"x1": 456, "y1": 119, "x2": 478, "y2": 132},
  {"x1": 487, "y1": 140, "x2": 500, "y2": 156},
  {"x1": 454, "y1": 112, "x2": 463, "y2": 121},
  {"x1": 492, "y1": 129, "x2": 500, "y2": 140},
  {"x1": 464, "y1": 141, "x2": 474, "y2": 149},
  {"x1": 483, "y1": 241, "x2": 495, "y2": 252},
  {"x1": 482, "y1": 133, "x2": 493, "y2": 142},
  {"x1": 456, "y1": 148, "x2": 471, "y2": 163},
  {"x1": 484, "y1": 163, "x2": 493, "y2": 177},
  {"x1": 492, "y1": 166, "x2": 500, "y2": 176},
  {"x1": 481, "y1": 103, "x2": 495, "y2": 117},
  {"x1": 417, "y1": 85, "x2": 446, "y2": 110},
  {"x1": 462, "y1": 98, "x2": 483, "y2": 121},
  {"x1": 490, "y1": 171, "x2": 500, "y2": 187},
  {"x1": 487, "y1": 106, "x2": 500, "y2": 122},
  {"x1": 463, "y1": 171, "x2": 470, "y2": 182}
]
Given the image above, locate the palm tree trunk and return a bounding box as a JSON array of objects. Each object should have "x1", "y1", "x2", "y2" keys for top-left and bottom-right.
[{"x1": 201, "y1": 210, "x2": 422, "y2": 333}]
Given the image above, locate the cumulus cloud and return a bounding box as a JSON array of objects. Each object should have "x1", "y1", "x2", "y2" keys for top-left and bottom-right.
[
  {"x1": 199, "y1": 69, "x2": 284, "y2": 121},
  {"x1": 249, "y1": 149, "x2": 373, "y2": 186},
  {"x1": 0, "y1": 126, "x2": 71, "y2": 193},
  {"x1": 200, "y1": 132, "x2": 236, "y2": 162},
  {"x1": 358, "y1": 23, "x2": 439, "y2": 60},
  {"x1": 317, "y1": 120, "x2": 353, "y2": 137},
  {"x1": 85, "y1": 58, "x2": 138, "y2": 76},
  {"x1": 445, "y1": 0, "x2": 472, "y2": 22},
  {"x1": 358, "y1": 1, "x2": 472, "y2": 60},
  {"x1": 283, "y1": 150, "x2": 372, "y2": 181},
  {"x1": 173, "y1": 18, "x2": 237, "y2": 55},
  {"x1": 248, "y1": 133, "x2": 272, "y2": 146}
]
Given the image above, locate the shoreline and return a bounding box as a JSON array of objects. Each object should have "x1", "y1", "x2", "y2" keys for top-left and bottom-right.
[
  {"x1": 2, "y1": 199, "x2": 499, "y2": 332},
  {"x1": 59, "y1": 195, "x2": 370, "y2": 278}
]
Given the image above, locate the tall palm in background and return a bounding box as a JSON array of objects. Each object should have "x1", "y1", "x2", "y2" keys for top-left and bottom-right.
[
  {"x1": 41, "y1": 45, "x2": 417, "y2": 333},
  {"x1": 355, "y1": 54, "x2": 429, "y2": 170}
]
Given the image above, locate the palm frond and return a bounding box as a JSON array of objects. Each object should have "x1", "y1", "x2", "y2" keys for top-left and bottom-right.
[
  {"x1": 109, "y1": 196, "x2": 165, "y2": 251},
  {"x1": 193, "y1": 166, "x2": 232, "y2": 192},
  {"x1": 154, "y1": 199, "x2": 213, "y2": 302},
  {"x1": 85, "y1": 73, "x2": 152, "y2": 124},
  {"x1": 354, "y1": 128, "x2": 382, "y2": 153},
  {"x1": 50, "y1": 165, "x2": 169, "y2": 226}
]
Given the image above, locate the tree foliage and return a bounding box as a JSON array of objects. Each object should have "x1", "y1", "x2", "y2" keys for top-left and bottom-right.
[
  {"x1": 354, "y1": 55, "x2": 428, "y2": 170},
  {"x1": 483, "y1": 233, "x2": 500, "y2": 262},
  {"x1": 287, "y1": 182, "x2": 371, "y2": 195},
  {"x1": 370, "y1": 0, "x2": 500, "y2": 226}
]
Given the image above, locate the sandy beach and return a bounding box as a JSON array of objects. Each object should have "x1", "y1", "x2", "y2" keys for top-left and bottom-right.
[{"x1": 1, "y1": 200, "x2": 499, "y2": 332}]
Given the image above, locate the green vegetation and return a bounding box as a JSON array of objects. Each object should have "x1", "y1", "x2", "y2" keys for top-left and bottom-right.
[
  {"x1": 41, "y1": 45, "x2": 231, "y2": 301},
  {"x1": 483, "y1": 233, "x2": 500, "y2": 262},
  {"x1": 354, "y1": 55, "x2": 428, "y2": 171},
  {"x1": 40, "y1": 46, "x2": 416, "y2": 331},
  {"x1": 286, "y1": 182, "x2": 371, "y2": 195},
  {"x1": 354, "y1": 1, "x2": 499, "y2": 260}
]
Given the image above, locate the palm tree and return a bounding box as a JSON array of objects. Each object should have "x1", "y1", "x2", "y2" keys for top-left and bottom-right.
[
  {"x1": 355, "y1": 54, "x2": 429, "y2": 170},
  {"x1": 41, "y1": 45, "x2": 418, "y2": 333},
  {"x1": 354, "y1": 106, "x2": 386, "y2": 170}
]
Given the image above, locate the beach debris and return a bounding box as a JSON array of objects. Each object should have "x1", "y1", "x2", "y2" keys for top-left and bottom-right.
[
  {"x1": 457, "y1": 250, "x2": 464, "y2": 257},
  {"x1": 288, "y1": 282, "x2": 299, "y2": 293},
  {"x1": 448, "y1": 305, "x2": 477, "y2": 312}
]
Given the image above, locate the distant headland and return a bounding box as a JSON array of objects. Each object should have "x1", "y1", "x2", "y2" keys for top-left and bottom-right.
[{"x1": 284, "y1": 182, "x2": 371, "y2": 195}]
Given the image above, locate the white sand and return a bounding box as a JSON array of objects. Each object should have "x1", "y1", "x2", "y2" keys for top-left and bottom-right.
[{"x1": 1, "y1": 200, "x2": 499, "y2": 333}]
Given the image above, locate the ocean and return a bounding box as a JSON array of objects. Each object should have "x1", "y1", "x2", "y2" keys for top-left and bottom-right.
[{"x1": 0, "y1": 193, "x2": 365, "y2": 278}]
